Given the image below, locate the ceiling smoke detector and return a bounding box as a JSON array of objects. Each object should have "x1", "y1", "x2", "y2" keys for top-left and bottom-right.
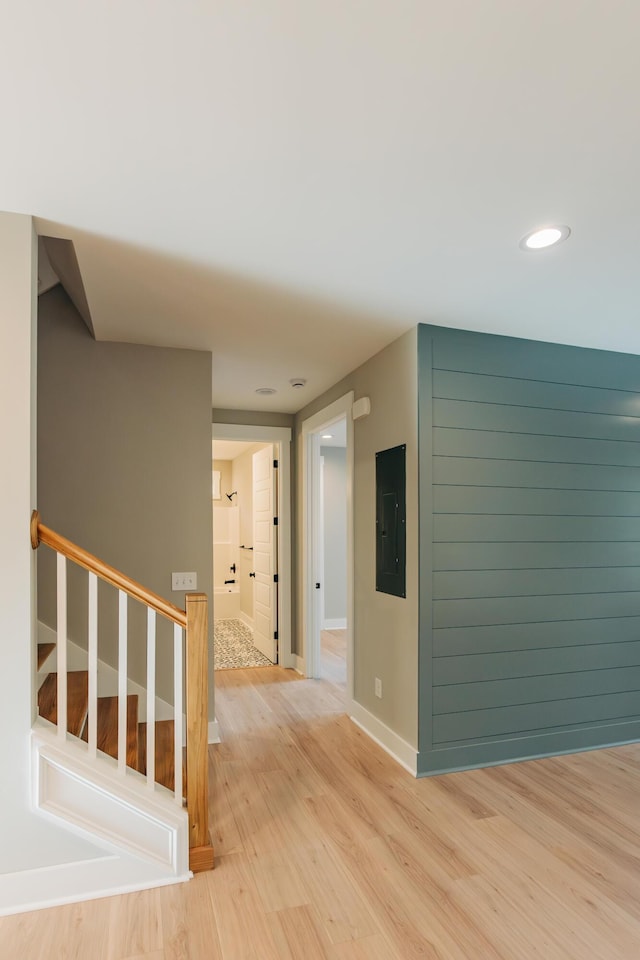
[
  {"x1": 290, "y1": 378, "x2": 307, "y2": 389},
  {"x1": 255, "y1": 387, "x2": 277, "y2": 395}
]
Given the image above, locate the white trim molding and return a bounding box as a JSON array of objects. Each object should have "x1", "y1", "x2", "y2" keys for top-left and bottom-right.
[
  {"x1": 350, "y1": 702, "x2": 418, "y2": 776},
  {"x1": 323, "y1": 618, "x2": 347, "y2": 630},
  {"x1": 301, "y1": 393, "x2": 354, "y2": 709},
  {"x1": 0, "y1": 854, "x2": 187, "y2": 918},
  {"x1": 208, "y1": 719, "x2": 221, "y2": 744}
]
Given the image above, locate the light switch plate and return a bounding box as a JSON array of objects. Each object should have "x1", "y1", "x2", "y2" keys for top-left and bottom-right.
[{"x1": 172, "y1": 572, "x2": 197, "y2": 591}]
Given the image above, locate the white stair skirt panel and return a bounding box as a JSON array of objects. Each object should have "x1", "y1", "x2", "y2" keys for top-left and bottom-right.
[{"x1": 31, "y1": 721, "x2": 190, "y2": 877}]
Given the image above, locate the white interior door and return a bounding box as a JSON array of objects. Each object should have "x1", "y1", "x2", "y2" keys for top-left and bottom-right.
[{"x1": 252, "y1": 444, "x2": 277, "y2": 663}]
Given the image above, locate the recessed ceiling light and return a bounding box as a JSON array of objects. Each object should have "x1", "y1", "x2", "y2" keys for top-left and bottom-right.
[
  {"x1": 321, "y1": 434, "x2": 333, "y2": 440},
  {"x1": 520, "y1": 225, "x2": 571, "y2": 251},
  {"x1": 255, "y1": 387, "x2": 276, "y2": 395}
]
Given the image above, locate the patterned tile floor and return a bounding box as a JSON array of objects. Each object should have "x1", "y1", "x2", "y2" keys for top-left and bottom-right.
[{"x1": 214, "y1": 618, "x2": 271, "y2": 670}]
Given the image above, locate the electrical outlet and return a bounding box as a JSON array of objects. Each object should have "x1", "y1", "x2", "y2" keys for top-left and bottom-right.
[
  {"x1": 172, "y1": 572, "x2": 197, "y2": 591},
  {"x1": 374, "y1": 677, "x2": 382, "y2": 698}
]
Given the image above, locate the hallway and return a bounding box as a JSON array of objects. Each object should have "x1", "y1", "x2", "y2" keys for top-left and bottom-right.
[{"x1": 2, "y1": 665, "x2": 640, "y2": 958}]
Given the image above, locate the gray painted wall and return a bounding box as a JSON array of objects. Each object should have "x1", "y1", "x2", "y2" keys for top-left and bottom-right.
[
  {"x1": 418, "y1": 323, "x2": 640, "y2": 774},
  {"x1": 321, "y1": 446, "x2": 347, "y2": 623},
  {"x1": 38, "y1": 287, "x2": 214, "y2": 716},
  {"x1": 212, "y1": 408, "x2": 294, "y2": 428},
  {"x1": 295, "y1": 327, "x2": 418, "y2": 748}
]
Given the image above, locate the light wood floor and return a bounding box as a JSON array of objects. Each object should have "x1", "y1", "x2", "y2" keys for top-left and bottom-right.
[
  {"x1": 320, "y1": 628, "x2": 347, "y2": 689},
  {"x1": 2, "y1": 663, "x2": 640, "y2": 959}
]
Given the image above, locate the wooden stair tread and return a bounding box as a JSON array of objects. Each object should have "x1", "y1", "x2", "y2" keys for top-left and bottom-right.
[
  {"x1": 81, "y1": 694, "x2": 139, "y2": 769},
  {"x1": 37, "y1": 642, "x2": 56, "y2": 670},
  {"x1": 138, "y1": 720, "x2": 186, "y2": 796},
  {"x1": 38, "y1": 671, "x2": 88, "y2": 737}
]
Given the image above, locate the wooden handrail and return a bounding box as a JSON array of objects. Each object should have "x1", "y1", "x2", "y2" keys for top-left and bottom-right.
[
  {"x1": 30, "y1": 510, "x2": 187, "y2": 627},
  {"x1": 31, "y1": 510, "x2": 213, "y2": 871}
]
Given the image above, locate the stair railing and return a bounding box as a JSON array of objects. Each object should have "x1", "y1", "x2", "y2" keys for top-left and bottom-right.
[{"x1": 30, "y1": 510, "x2": 213, "y2": 872}]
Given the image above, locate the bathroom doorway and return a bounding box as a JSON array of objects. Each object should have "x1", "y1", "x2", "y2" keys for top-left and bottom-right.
[{"x1": 212, "y1": 424, "x2": 292, "y2": 671}]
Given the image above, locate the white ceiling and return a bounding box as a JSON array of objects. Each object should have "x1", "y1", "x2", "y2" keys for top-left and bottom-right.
[
  {"x1": 213, "y1": 439, "x2": 264, "y2": 461},
  {"x1": 4, "y1": 3, "x2": 640, "y2": 412},
  {"x1": 319, "y1": 419, "x2": 347, "y2": 448}
]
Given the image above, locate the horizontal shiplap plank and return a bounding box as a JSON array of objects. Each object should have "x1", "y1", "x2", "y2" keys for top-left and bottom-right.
[
  {"x1": 433, "y1": 666, "x2": 640, "y2": 714},
  {"x1": 433, "y1": 567, "x2": 640, "y2": 600},
  {"x1": 433, "y1": 541, "x2": 640, "y2": 570},
  {"x1": 432, "y1": 369, "x2": 640, "y2": 418},
  {"x1": 428, "y1": 325, "x2": 640, "y2": 393},
  {"x1": 434, "y1": 591, "x2": 640, "y2": 628},
  {"x1": 433, "y1": 428, "x2": 640, "y2": 467},
  {"x1": 420, "y1": 718, "x2": 640, "y2": 772},
  {"x1": 433, "y1": 639, "x2": 640, "y2": 685},
  {"x1": 433, "y1": 457, "x2": 640, "y2": 492},
  {"x1": 434, "y1": 486, "x2": 640, "y2": 517},
  {"x1": 433, "y1": 691, "x2": 640, "y2": 744},
  {"x1": 433, "y1": 617, "x2": 640, "y2": 657},
  {"x1": 434, "y1": 514, "x2": 640, "y2": 542},
  {"x1": 434, "y1": 398, "x2": 640, "y2": 444}
]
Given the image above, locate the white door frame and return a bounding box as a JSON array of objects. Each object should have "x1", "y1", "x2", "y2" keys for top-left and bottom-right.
[
  {"x1": 302, "y1": 392, "x2": 354, "y2": 708},
  {"x1": 212, "y1": 423, "x2": 293, "y2": 668}
]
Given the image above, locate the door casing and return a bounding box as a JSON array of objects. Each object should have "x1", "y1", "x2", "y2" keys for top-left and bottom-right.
[
  {"x1": 212, "y1": 423, "x2": 293, "y2": 668},
  {"x1": 301, "y1": 392, "x2": 354, "y2": 709}
]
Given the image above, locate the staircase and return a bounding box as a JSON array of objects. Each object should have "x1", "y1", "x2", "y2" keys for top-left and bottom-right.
[
  {"x1": 37, "y1": 657, "x2": 183, "y2": 793},
  {"x1": 31, "y1": 511, "x2": 213, "y2": 875}
]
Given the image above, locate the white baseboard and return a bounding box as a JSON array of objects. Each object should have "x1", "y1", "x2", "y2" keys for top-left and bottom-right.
[
  {"x1": 208, "y1": 719, "x2": 221, "y2": 744},
  {"x1": 0, "y1": 854, "x2": 188, "y2": 918},
  {"x1": 293, "y1": 654, "x2": 305, "y2": 675},
  {"x1": 350, "y1": 701, "x2": 417, "y2": 776},
  {"x1": 238, "y1": 611, "x2": 254, "y2": 631},
  {"x1": 323, "y1": 618, "x2": 347, "y2": 630},
  {"x1": 32, "y1": 720, "x2": 189, "y2": 875}
]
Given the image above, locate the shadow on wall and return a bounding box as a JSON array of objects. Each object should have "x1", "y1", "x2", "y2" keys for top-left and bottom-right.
[{"x1": 35, "y1": 218, "x2": 407, "y2": 407}]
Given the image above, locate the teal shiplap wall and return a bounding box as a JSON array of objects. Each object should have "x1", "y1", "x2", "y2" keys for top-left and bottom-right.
[{"x1": 418, "y1": 324, "x2": 640, "y2": 775}]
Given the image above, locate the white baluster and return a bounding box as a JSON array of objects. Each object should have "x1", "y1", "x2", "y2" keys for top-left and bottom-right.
[
  {"x1": 173, "y1": 623, "x2": 183, "y2": 805},
  {"x1": 146, "y1": 608, "x2": 156, "y2": 790},
  {"x1": 118, "y1": 590, "x2": 127, "y2": 774},
  {"x1": 87, "y1": 572, "x2": 98, "y2": 757},
  {"x1": 56, "y1": 553, "x2": 67, "y2": 740}
]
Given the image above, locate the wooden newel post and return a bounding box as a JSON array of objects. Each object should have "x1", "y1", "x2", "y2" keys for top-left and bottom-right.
[{"x1": 185, "y1": 592, "x2": 214, "y2": 872}]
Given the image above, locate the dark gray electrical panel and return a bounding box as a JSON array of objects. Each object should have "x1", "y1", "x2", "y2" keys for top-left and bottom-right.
[{"x1": 375, "y1": 444, "x2": 406, "y2": 598}]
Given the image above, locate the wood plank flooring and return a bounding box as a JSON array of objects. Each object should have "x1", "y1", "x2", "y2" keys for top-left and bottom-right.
[{"x1": 3, "y1": 655, "x2": 640, "y2": 959}]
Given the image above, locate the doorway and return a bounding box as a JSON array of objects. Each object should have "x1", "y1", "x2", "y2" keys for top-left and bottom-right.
[
  {"x1": 318, "y1": 421, "x2": 348, "y2": 689},
  {"x1": 302, "y1": 393, "x2": 354, "y2": 709},
  {"x1": 212, "y1": 424, "x2": 292, "y2": 671}
]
